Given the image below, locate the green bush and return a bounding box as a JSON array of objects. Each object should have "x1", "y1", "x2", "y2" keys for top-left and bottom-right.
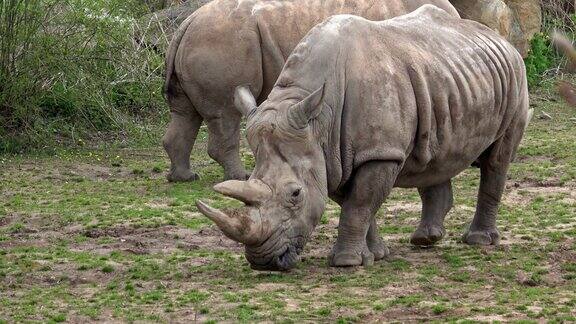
[
  {"x1": 529, "y1": 4, "x2": 576, "y2": 89},
  {"x1": 524, "y1": 33, "x2": 556, "y2": 88},
  {"x1": 0, "y1": 0, "x2": 166, "y2": 153}
]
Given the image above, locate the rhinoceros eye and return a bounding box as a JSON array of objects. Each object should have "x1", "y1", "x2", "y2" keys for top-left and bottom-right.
[
  {"x1": 285, "y1": 183, "x2": 304, "y2": 207},
  {"x1": 291, "y1": 188, "x2": 301, "y2": 197}
]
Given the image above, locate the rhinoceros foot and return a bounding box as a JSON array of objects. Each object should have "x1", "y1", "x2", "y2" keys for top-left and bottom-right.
[
  {"x1": 328, "y1": 245, "x2": 374, "y2": 267},
  {"x1": 410, "y1": 224, "x2": 445, "y2": 246},
  {"x1": 367, "y1": 234, "x2": 389, "y2": 260},
  {"x1": 167, "y1": 169, "x2": 200, "y2": 182},
  {"x1": 462, "y1": 228, "x2": 500, "y2": 246},
  {"x1": 223, "y1": 170, "x2": 251, "y2": 181}
]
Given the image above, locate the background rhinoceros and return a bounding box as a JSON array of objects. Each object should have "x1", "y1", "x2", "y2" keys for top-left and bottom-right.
[{"x1": 161, "y1": 0, "x2": 459, "y2": 182}]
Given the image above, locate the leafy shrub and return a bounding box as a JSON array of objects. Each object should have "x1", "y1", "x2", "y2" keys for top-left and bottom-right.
[
  {"x1": 0, "y1": 0, "x2": 166, "y2": 153},
  {"x1": 524, "y1": 33, "x2": 555, "y2": 88},
  {"x1": 530, "y1": 1, "x2": 576, "y2": 89}
]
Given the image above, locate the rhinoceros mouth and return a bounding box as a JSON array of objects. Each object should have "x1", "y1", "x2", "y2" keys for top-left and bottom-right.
[
  {"x1": 248, "y1": 243, "x2": 300, "y2": 271},
  {"x1": 246, "y1": 234, "x2": 306, "y2": 271}
]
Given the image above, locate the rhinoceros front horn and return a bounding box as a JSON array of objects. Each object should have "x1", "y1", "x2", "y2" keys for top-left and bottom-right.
[
  {"x1": 196, "y1": 200, "x2": 265, "y2": 246},
  {"x1": 195, "y1": 179, "x2": 272, "y2": 245}
]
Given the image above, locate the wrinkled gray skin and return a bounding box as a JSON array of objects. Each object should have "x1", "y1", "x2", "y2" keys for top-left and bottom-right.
[
  {"x1": 162, "y1": 0, "x2": 459, "y2": 182},
  {"x1": 197, "y1": 5, "x2": 532, "y2": 271}
]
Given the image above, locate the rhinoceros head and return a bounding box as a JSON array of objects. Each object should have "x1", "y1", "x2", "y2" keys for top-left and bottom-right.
[{"x1": 196, "y1": 85, "x2": 328, "y2": 271}]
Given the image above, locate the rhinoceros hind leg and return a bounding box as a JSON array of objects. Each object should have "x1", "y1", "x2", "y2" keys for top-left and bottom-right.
[
  {"x1": 463, "y1": 120, "x2": 524, "y2": 246},
  {"x1": 206, "y1": 114, "x2": 250, "y2": 181},
  {"x1": 463, "y1": 159, "x2": 504, "y2": 247},
  {"x1": 163, "y1": 110, "x2": 203, "y2": 182},
  {"x1": 411, "y1": 180, "x2": 453, "y2": 246},
  {"x1": 329, "y1": 161, "x2": 399, "y2": 267},
  {"x1": 462, "y1": 161, "x2": 506, "y2": 246}
]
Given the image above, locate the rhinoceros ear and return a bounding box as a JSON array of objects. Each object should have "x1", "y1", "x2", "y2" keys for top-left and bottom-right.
[
  {"x1": 287, "y1": 83, "x2": 325, "y2": 129},
  {"x1": 234, "y1": 85, "x2": 257, "y2": 116}
]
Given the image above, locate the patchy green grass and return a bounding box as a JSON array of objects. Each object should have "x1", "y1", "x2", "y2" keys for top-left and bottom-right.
[{"x1": 1, "y1": 89, "x2": 575, "y2": 322}]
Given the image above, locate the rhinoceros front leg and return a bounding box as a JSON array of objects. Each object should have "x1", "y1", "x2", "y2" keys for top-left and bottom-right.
[
  {"x1": 329, "y1": 161, "x2": 399, "y2": 267},
  {"x1": 410, "y1": 180, "x2": 454, "y2": 246}
]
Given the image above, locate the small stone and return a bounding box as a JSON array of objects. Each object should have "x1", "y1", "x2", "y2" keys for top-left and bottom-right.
[{"x1": 516, "y1": 271, "x2": 539, "y2": 286}]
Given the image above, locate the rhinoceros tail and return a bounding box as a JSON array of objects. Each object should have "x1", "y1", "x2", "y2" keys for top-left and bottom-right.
[{"x1": 164, "y1": 12, "x2": 197, "y2": 99}]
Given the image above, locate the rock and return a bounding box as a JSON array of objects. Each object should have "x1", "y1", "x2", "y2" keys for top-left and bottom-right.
[
  {"x1": 516, "y1": 271, "x2": 539, "y2": 286},
  {"x1": 134, "y1": 0, "x2": 212, "y2": 53},
  {"x1": 450, "y1": 0, "x2": 513, "y2": 38},
  {"x1": 503, "y1": 0, "x2": 542, "y2": 57},
  {"x1": 450, "y1": 0, "x2": 542, "y2": 57}
]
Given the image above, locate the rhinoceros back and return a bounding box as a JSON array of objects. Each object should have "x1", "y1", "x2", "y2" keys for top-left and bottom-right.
[
  {"x1": 381, "y1": 5, "x2": 528, "y2": 185},
  {"x1": 277, "y1": 5, "x2": 529, "y2": 191}
]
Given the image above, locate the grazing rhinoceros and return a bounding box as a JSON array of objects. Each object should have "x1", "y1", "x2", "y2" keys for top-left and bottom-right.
[
  {"x1": 163, "y1": 0, "x2": 459, "y2": 182},
  {"x1": 196, "y1": 5, "x2": 532, "y2": 271}
]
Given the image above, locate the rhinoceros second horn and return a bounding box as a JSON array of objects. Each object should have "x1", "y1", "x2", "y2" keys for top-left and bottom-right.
[
  {"x1": 287, "y1": 84, "x2": 326, "y2": 129},
  {"x1": 213, "y1": 179, "x2": 272, "y2": 206}
]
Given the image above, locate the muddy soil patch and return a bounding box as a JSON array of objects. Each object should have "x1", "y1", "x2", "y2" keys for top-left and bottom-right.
[
  {"x1": 504, "y1": 185, "x2": 576, "y2": 206},
  {"x1": 74, "y1": 224, "x2": 243, "y2": 256}
]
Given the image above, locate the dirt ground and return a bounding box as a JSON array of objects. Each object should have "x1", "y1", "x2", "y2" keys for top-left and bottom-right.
[{"x1": 1, "y1": 90, "x2": 575, "y2": 322}]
